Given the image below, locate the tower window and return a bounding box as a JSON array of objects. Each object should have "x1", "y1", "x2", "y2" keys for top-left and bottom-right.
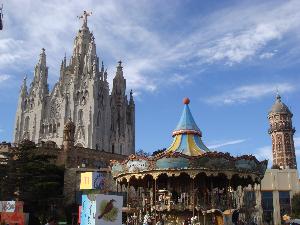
[
  {"x1": 120, "y1": 144, "x2": 123, "y2": 155},
  {"x1": 24, "y1": 116, "x2": 30, "y2": 131},
  {"x1": 112, "y1": 144, "x2": 115, "y2": 154},
  {"x1": 78, "y1": 109, "x2": 83, "y2": 123}
]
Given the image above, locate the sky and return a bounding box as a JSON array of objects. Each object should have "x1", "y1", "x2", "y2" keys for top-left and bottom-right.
[{"x1": 0, "y1": 0, "x2": 300, "y2": 167}]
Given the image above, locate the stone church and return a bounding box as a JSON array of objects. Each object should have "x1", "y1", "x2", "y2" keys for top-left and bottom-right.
[{"x1": 13, "y1": 11, "x2": 135, "y2": 155}]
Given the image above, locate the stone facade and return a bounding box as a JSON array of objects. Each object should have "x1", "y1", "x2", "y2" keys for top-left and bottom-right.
[
  {"x1": 268, "y1": 94, "x2": 297, "y2": 169},
  {"x1": 13, "y1": 12, "x2": 135, "y2": 155}
]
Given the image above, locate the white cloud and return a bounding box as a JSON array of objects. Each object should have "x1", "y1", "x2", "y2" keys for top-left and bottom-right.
[
  {"x1": 206, "y1": 82, "x2": 295, "y2": 105},
  {"x1": 2, "y1": 0, "x2": 300, "y2": 94},
  {"x1": 259, "y1": 51, "x2": 277, "y2": 59},
  {"x1": 254, "y1": 145, "x2": 272, "y2": 161},
  {"x1": 199, "y1": 24, "x2": 282, "y2": 65},
  {"x1": 0, "y1": 75, "x2": 11, "y2": 83},
  {"x1": 208, "y1": 139, "x2": 247, "y2": 150}
]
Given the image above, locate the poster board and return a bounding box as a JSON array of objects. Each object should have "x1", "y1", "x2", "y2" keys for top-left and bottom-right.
[
  {"x1": 80, "y1": 172, "x2": 105, "y2": 190},
  {"x1": 80, "y1": 194, "x2": 123, "y2": 225}
]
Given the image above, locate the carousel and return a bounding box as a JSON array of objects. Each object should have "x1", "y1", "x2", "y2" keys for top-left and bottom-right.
[{"x1": 111, "y1": 98, "x2": 267, "y2": 225}]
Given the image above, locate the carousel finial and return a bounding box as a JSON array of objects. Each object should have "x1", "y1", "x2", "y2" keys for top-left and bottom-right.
[{"x1": 183, "y1": 97, "x2": 190, "y2": 105}]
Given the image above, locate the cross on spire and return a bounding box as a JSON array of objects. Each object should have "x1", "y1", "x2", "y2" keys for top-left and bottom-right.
[{"x1": 78, "y1": 10, "x2": 92, "y2": 28}]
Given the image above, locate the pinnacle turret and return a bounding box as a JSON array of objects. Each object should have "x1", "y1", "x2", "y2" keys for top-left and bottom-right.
[
  {"x1": 129, "y1": 90, "x2": 134, "y2": 104},
  {"x1": 20, "y1": 76, "x2": 28, "y2": 97},
  {"x1": 31, "y1": 48, "x2": 48, "y2": 96},
  {"x1": 112, "y1": 61, "x2": 126, "y2": 97}
]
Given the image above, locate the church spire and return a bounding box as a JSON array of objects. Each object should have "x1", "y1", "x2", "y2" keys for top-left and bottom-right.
[
  {"x1": 21, "y1": 75, "x2": 28, "y2": 97},
  {"x1": 31, "y1": 48, "x2": 48, "y2": 96},
  {"x1": 112, "y1": 61, "x2": 126, "y2": 99}
]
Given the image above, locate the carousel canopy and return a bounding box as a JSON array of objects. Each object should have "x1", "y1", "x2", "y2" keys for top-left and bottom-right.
[
  {"x1": 166, "y1": 98, "x2": 209, "y2": 156},
  {"x1": 111, "y1": 98, "x2": 268, "y2": 184}
]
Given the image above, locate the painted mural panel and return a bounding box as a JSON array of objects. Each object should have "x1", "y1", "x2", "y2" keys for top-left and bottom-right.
[
  {"x1": 156, "y1": 157, "x2": 189, "y2": 169},
  {"x1": 95, "y1": 194, "x2": 123, "y2": 225},
  {"x1": 80, "y1": 194, "x2": 123, "y2": 225}
]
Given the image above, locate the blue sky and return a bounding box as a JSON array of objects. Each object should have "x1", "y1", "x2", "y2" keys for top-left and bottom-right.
[{"x1": 0, "y1": 0, "x2": 300, "y2": 166}]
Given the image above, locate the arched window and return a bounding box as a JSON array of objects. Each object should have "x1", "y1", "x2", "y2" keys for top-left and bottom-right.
[
  {"x1": 78, "y1": 109, "x2": 83, "y2": 123},
  {"x1": 24, "y1": 116, "x2": 30, "y2": 131},
  {"x1": 112, "y1": 144, "x2": 115, "y2": 154},
  {"x1": 97, "y1": 111, "x2": 101, "y2": 126},
  {"x1": 120, "y1": 144, "x2": 123, "y2": 155}
]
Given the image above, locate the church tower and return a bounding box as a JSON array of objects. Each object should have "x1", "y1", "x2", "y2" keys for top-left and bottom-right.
[
  {"x1": 110, "y1": 61, "x2": 135, "y2": 155},
  {"x1": 268, "y1": 94, "x2": 297, "y2": 169},
  {"x1": 13, "y1": 11, "x2": 135, "y2": 155}
]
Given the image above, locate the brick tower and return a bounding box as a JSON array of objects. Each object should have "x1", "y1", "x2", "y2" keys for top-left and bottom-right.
[{"x1": 268, "y1": 94, "x2": 297, "y2": 169}]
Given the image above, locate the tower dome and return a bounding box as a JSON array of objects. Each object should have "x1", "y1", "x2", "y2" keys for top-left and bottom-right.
[{"x1": 269, "y1": 94, "x2": 292, "y2": 115}]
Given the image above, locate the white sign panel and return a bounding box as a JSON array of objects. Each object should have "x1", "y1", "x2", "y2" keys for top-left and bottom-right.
[{"x1": 0, "y1": 201, "x2": 15, "y2": 212}]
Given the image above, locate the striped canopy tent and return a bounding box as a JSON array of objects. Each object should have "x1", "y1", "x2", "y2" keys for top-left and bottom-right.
[{"x1": 166, "y1": 97, "x2": 209, "y2": 156}]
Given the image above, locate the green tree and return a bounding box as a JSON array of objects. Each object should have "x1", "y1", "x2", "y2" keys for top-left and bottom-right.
[
  {"x1": 292, "y1": 193, "x2": 300, "y2": 218},
  {"x1": 2, "y1": 140, "x2": 64, "y2": 223},
  {"x1": 152, "y1": 148, "x2": 166, "y2": 156}
]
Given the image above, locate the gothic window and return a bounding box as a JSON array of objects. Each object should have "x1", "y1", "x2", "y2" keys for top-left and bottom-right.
[
  {"x1": 41, "y1": 124, "x2": 44, "y2": 134},
  {"x1": 78, "y1": 109, "x2": 83, "y2": 123},
  {"x1": 120, "y1": 144, "x2": 123, "y2": 155},
  {"x1": 24, "y1": 116, "x2": 30, "y2": 131},
  {"x1": 53, "y1": 124, "x2": 57, "y2": 133},
  {"x1": 49, "y1": 124, "x2": 53, "y2": 133},
  {"x1": 96, "y1": 144, "x2": 98, "y2": 150},
  {"x1": 96, "y1": 111, "x2": 101, "y2": 126},
  {"x1": 112, "y1": 144, "x2": 115, "y2": 154}
]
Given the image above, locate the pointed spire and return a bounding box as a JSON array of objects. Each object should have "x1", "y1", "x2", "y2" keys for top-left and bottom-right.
[
  {"x1": 39, "y1": 48, "x2": 46, "y2": 66},
  {"x1": 64, "y1": 52, "x2": 67, "y2": 66},
  {"x1": 129, "y1": 89, "x2": 134, "y2": 105},
  {"x1": 104, "y1": 69, "x2": 108, "y2": 81},
  {"x1": 115, "y1": 60, "x2": 124, "y2": 78},
  {"x1": 20, "y1": 75, "x2": 28, "y2": 97},
  {"x1": 101, "y1": 61, "x2": 104, "y2": 72}
]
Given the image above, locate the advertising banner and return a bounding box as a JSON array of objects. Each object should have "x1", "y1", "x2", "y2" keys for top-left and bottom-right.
[
  {"x1": 80, "y1": 172, "x2": 105, "y2": 190},
  {"x1": 80, "y1": 194, "x2": 123, "y2": 225}
]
